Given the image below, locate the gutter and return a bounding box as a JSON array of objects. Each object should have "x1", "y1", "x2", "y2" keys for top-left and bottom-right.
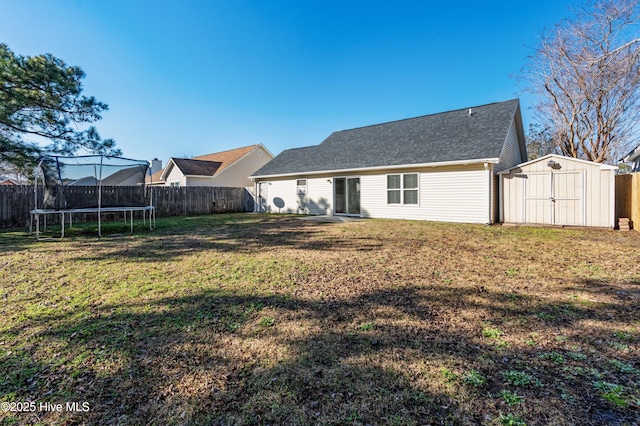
[{"x1": 250, "y1": 158, "x2": 501, "y2": 180}]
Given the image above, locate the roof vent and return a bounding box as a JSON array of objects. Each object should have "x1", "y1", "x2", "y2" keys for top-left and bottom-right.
[{"x1": 468, "y1": 108, "x2": 473, "y2": 116}]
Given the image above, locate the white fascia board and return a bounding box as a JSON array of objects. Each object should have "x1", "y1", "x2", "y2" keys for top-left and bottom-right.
[
  {"x1": 497, "y1": 154, "x2": 618, "y2": 175},
  {"x1": 249, "y1": 158, "x2": 501, "y2": 180},
  {"x1": 159, "y1": 159, "x2": 176, "y2": 181}
]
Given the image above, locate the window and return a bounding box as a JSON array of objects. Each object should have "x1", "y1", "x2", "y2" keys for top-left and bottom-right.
[
  {"x1": 296, "y1": 179, "x2": 307, "y2": 197},
  {"x1": 387, "y1": 173, "x2": 418, "y2": 205},
  {"x1": 170, "y1": 181, "x2": 180, "y2": 187},
  {"x1": 403, "y1": 174, "x2": 418, "y2": 204},
  {"x1": 387, "y1": 175, "x2": 401, "y2": 204}
]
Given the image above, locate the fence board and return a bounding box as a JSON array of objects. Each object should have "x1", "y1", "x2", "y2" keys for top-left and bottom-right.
[
  {"x1": 0, "y1": 185, "x2": 255, "y2": 229},
  {"x1": 615, "y1": 173, "x2": 640, "y2": 231}
]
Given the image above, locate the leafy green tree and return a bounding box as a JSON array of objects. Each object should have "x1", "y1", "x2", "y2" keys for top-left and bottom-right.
[{"x1": 0, "y1": 43, "x2": 119, "y2": 175}]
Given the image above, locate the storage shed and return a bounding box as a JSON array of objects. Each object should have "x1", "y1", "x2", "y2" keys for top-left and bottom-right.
[{"x1": 499, "y1": 154, "x2": 617, "y2": 228}]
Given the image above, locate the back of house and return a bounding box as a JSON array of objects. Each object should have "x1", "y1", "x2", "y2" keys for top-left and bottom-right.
[{"x1": 250, "y1": 99, "x2": 527, "y2": 224}]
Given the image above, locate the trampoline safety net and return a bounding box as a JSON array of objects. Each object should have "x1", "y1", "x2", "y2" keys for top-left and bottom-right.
[{"x1": 37, "y1": 155, "x2": 150, "y2": 210}]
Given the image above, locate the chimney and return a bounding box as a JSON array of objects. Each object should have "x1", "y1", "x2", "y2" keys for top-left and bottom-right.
[{"x1": 150, "y1": 158, "x2": 162, "y2": 175}]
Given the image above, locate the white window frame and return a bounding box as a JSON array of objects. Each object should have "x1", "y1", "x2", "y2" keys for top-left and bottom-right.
[
  {"x1": 386, "y1": 173, "x2": 419, "y2": 205},
  {"x1": 170, "y1": 181, "x2": 180, "y2": 187}
]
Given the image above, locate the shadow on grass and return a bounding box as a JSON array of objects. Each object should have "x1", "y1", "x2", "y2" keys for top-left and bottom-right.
[
  {"x1": 65, "y1": 214, "x2": 384, "y2": 263},
  {"x1": 3, "y1": 281, "x2": 639, "y2": 425}
]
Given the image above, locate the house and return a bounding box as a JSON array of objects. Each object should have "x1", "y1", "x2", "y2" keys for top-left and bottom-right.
[
  {"x1": 67, "y1": 163, "x2": 148, "y2": 186},
  {"x1": 250, "y1": 99, "x2": 527, "y2": 224},
  {"x1": 0, "y1": 176, "x2": 19, "y2": 185},
  {"x1": 154, "y1": 144, "x2": 274, "y2": 189},
  {"x1": 621, "y1": 144, "x2": 640, "y2": 172},
  {"x1": 499, "y1": 154, "x2": 617, "y2": 228}
]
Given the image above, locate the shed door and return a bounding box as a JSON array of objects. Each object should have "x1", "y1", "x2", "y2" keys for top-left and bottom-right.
[
  {"x1": 553, "y1": 171, "x2": 583, "y2": 226},
  {"x1": 522, "y1": 171, "x2": 584, "y2": 226},
  {"x1": 523, "y1": 172, "x2": 553, "y2": 224}
]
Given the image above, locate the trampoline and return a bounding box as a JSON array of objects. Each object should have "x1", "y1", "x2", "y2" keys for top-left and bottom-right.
[{"x1": 30, "y1": 155, "x2": 155, "y2": 239}]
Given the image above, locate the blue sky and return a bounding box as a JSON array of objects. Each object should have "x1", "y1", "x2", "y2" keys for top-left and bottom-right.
[{"x1": 3, "y1": 0, "x2": 577, "y2": 162}]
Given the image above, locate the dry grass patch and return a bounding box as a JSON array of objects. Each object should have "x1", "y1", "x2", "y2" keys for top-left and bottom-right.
[{"x1": 1, "y1": 214, "x2": 639, "y2": 425}]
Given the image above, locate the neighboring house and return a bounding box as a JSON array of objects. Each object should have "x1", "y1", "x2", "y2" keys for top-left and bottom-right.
[
  {"x1": 67, "y1": 164, "x2": 148, "y2": 186},
  {"x1": 0, "y1": 177, "x2": 19, "y2": 185},
  {"x1": 621, "y1": 144, "x2": 640, "y2": 172},
  {"x1": 499, "y1": 154, "x2": 617, "y2": 228},
  {"x1": 250, "y1": 99, "x2": 527, "y2": 224},
  {"x1": 154, "y1": 144, "x2": 273, "y2": 188}
]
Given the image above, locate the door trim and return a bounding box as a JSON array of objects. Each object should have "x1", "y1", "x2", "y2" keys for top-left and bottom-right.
[{"x1": 333, "y1": 176, "x2": 361, "y2": 216}]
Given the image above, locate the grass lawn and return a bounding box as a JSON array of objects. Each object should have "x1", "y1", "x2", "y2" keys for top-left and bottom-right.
[{"x1": 1, "y1": 213, "x2": 639, "y2": 425}]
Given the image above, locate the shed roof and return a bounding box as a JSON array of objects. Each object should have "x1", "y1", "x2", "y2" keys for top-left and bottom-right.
[
  {"x1": 252, "y1": 99, "x2": 522, "y2": 178},
  {"x1": 497, "y1": 154, "x2": 618, "y2": 174}
]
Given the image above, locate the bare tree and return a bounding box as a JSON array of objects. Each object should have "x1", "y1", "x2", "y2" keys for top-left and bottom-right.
[
  {"x1": 525, "y1": 123, "x2": 560, "y2": 160},
  {"x1": 523, "y1": 0, "x2": 640, "y2": 164}
]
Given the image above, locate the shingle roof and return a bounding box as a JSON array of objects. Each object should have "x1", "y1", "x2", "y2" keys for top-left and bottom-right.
[
  {"x1": 252, "y1": 99, "x2": 521, "y2": 177},
  {"x1": 146, "y1": 169, "x2": 164, "y2": 184},
  {"x1": 172, "y1": 158, "x2": 222, "y2": 176},
  {"x1": 161, "y1": 144, "x2": 263, "y2": 179},
  {"x1": 192, "y1": 144, "x2": 259, "y2": 174}
]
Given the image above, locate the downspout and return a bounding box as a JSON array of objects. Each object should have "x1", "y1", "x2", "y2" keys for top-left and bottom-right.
[
  {"x1": 252, "y1": 179, "x2": 258, "y2": 213},
  {"x1": 485, "y1": 162, "x2": 492, "y2": 224},
  {"x1": 499, "y1": 172, "x2": 504, "y2": 224}
]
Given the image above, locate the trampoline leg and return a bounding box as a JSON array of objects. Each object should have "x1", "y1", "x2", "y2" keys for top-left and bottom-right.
[{"x1": 61, "y1": 212, "x2": 65, "y2": 238}]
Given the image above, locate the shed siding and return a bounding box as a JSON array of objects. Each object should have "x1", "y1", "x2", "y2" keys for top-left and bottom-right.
[
  {"x1": 501, "y1": 156, "x2": 614, "y2": 227},
  {"x1": 495, "y1": 119, "x2": 522, "y2": 172}
]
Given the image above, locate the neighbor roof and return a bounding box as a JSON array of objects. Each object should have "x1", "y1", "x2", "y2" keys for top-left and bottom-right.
[
  {"x1": 621, "y1": 144, "x2": 640, "y2": 163},
  {"x1": 172, "y1": 158, "x2": 222, "y2": 176},
  {"x1": 146, "y1": 169, "x2": 164, "y2": 184},
  {"x1": 252, "y1": 99, "x2": 521, "y2": 177},
  {"x1": 192, "y1": 144, "x2": 260, "y2": 175},
  {"x1": 160, "y1": 144, "x2": 263, "y2": 180}
]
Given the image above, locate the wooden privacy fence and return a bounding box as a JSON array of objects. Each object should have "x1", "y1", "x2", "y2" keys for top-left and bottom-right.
[
  {"x1": 0, "y1": 186, "x2": 255, "y2": 229},
  {"x1": 615, "y1": 173, "x2": 640, "y2": 231},
  {"x1": 151, "y1": 186, "x2": 254, "y2": 217}
]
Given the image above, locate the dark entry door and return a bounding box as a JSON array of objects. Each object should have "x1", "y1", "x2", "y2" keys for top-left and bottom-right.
[{"x1": 334, "y1": 177, "x2": 360, "y2": 215}]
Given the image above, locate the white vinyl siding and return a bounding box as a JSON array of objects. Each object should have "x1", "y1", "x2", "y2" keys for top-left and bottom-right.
[
  {"x1": 164, "y1": 164, "x2": 187, "y2": 187},
  {"x1": 363, "y1": 165, "x2": 490, "y2": 223},
  {"x1": 496, "y1": 119, "x2": 523, "y2": 172},
  {"x1": 258, "y1": 164, "x2": 492, "y2": 224},
  {"x1": 260, "y1": 177, "x2": 333, "y2": 215},
  {"x1": 209, "y1": 147, "x2": 273, "y2": 188}
]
